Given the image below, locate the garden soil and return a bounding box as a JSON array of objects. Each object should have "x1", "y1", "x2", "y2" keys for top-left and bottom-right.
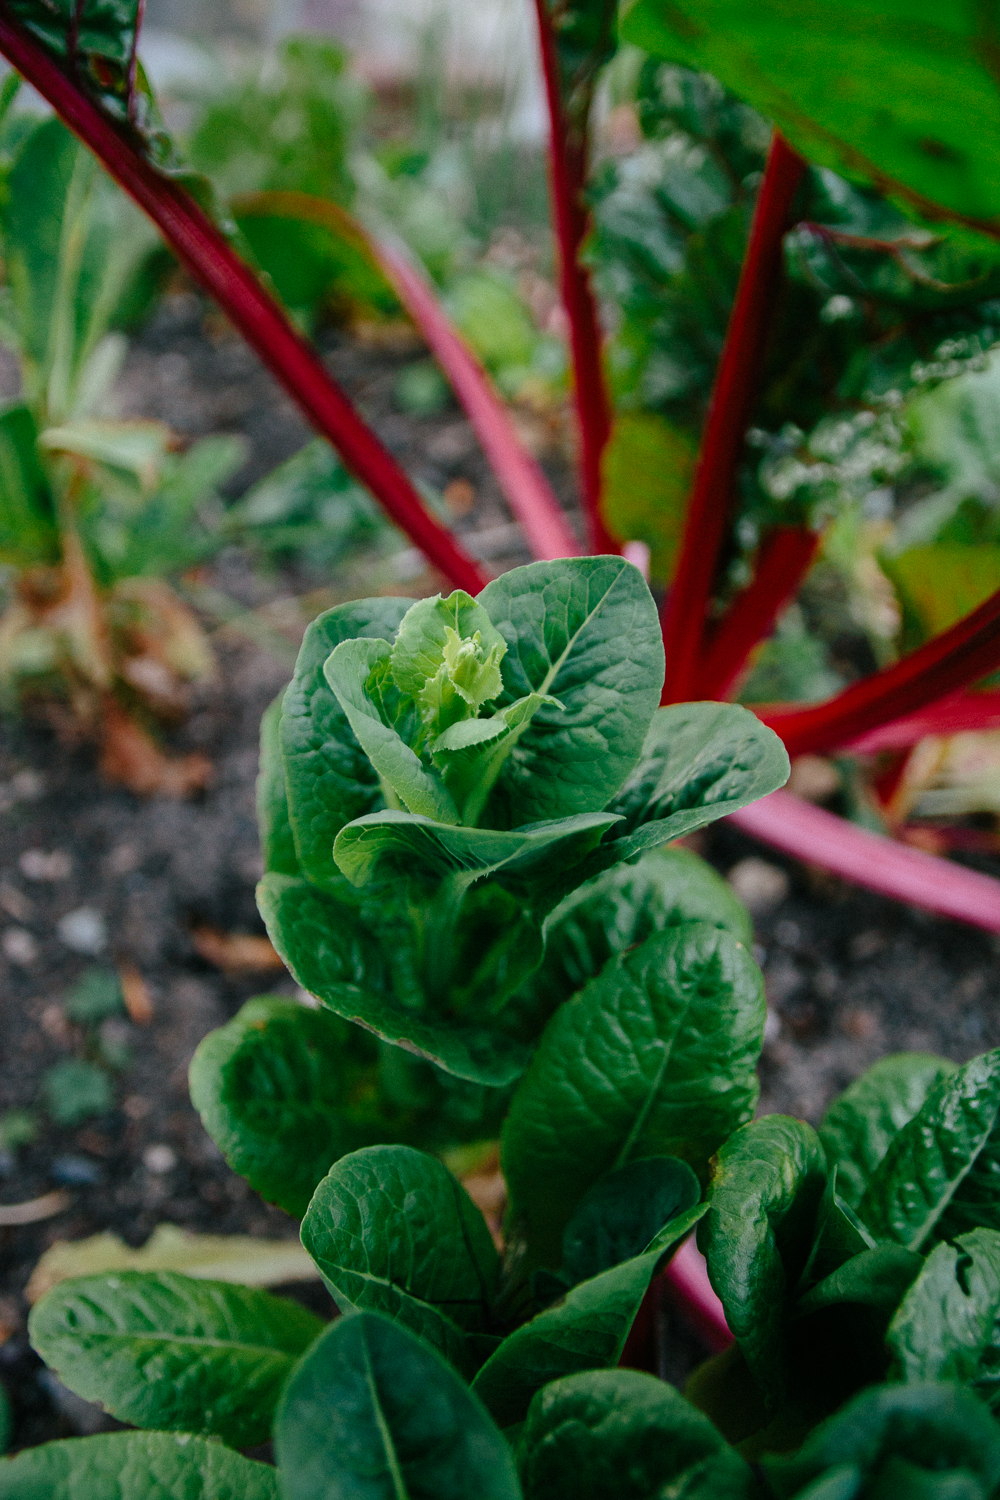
[{"x1": 1, "y1": 293, "x2": 998, "y2": 1448}]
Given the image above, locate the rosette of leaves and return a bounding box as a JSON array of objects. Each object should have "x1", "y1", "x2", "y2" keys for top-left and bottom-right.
[{"x1": 255, "y1": 555, "x2": 789, "y2": 1089}]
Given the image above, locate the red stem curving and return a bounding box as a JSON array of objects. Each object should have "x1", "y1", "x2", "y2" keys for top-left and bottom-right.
[
  {"x1": 731, "y1": 791, "x2": 1000, "y2": 933},
  {"x1": 698, "y1": 526, "x2": 819, "y2": 700},
  {"x1": 533, "y1": 0, "x2": 617, "y2": 555},
  {"x1": 659, "y1": 134, "x2": 807, "y2": 705},
  {"x1": 374, "y1": 236, "x2": 582, "y2": 561},
  {"x1": 0, "y1": 9, "x2": 488, "y2": 597},
  {"x1": 762, "y1": 583, "x2": 1000, "y2": 756},
  {"x1": 841, "y1": 689, "x2": 1000, "y2": 754}
]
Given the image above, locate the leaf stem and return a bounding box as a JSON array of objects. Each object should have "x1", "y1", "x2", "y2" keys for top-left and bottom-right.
[
  {"x1": 0, "y1": 8, "x2": 488, "y2": 596},
  {"x1": 659, "y1": 133, "x2": 807, "y2": 705},
  {"x1": 532, "y1": 0, "x2": 617, "y2": 554}
]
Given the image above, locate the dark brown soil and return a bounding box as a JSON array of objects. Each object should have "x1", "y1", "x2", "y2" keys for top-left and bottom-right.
[{"x1": 2, "y1": 295, "x2": 999, "y2": 1450}]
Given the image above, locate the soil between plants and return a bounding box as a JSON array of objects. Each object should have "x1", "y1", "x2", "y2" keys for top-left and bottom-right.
[{"x1": 1, "y1": 294, "x2": 999, "y2": 1449}]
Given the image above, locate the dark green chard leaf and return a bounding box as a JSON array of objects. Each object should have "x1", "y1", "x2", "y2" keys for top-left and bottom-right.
[
  {"x1": 699, "y1": 1116, "x2": 827, "y2": 1406},
  {"x1": 819, "y1": 1053, "x2": 958, "y2": 1210},
  {"x1": 258, "y1": 873, "x2": 531, "y2": 1086},
  {"x1": 300, "y1": 1145, "x2": 499, "y2": 1377},
  {"x1": 619, "y1": 0, "x2": 1000, "y2": 236},
  {"x1": 888, "y1": 1229, "x2": 1000, "y2": 1412},
  {"x1": 763, "y1": 1383, "x2": 1000, "y2": 1500},
  {"x1": 0, "y1": 405, "x2": 58, "y2": 570},
  {"x1": 502, "y1": 921, "x2": 764, "y2": 1268},
  {"x1": 796, "y1": 1165, "x2": 877, "y2": 1295},
  {"x1": 257, "y1": 693, "x2": 301, "y2": 877},
  {"x1": 0, "y1": 1431, "x2": 278, "y2": 1500},
  {"x1": 27, "y1": 1270, "x2": 322, "y2": 1449},
  {"x1": 189, "y1": 996, "x2": 418, "y2": 1218},
  {"x1": 559, "y1": 1156, "x2": 701, "y2": 1286},
  {"x1": 274, "y1": 1310, "x2": 520, "y2": 1500},
  {"x1": 514, "y1": 845, "x2": 752, "y2": 1024},
  {"x1": 476, "y1": 557, "x2": 664, "y2": 828},
  {"x1": 517, "y1": 1368, "x2": 756, "y2": 1500},
  {"x1": 279, "y1": 598, "x2": 411, "y2": 890},
  {"x1": 858, "y1": 1048, "x2": 1000, "y2": 1252},
  {"x1": 797, "y1": 1244, "x2": 924, "y2": 1323},
  {"x1": 471, "y1": 1200, "x2": 706, "y2": 1426},
  {"x1": 598, "y1": 702, "x2": 791, "y2": 865}
]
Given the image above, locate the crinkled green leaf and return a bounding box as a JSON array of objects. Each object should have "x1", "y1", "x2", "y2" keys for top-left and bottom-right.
[
  {"x1": 279, "y1": 598, "x2": 411, "y2": 890},
  {"x1": 699, "y1": 1115, "x2": 827, "y2": 1406},
  {"x1": 189, "y1": 996, "x2": 417, "y2": 1218},
  {"x1": 599, "y1": 702, "x2": 790, "y2": 865},
  {"x1": 559, "y1": 1156, "x2": 701, "y2": 1287},
  {"x1": 820, "y1": 1053, "x2": 958, "y2": 1210},
  {"x1": 619, "y1": 0, "x2": 1000, "y2": 237},
  {"x1": 763, "y1": 1383, "x2": 1000, "y2": 1500},
  {"x1": 274, "y1": 1310, "x2": 520, "y2": 1500},
  {"x1": 257, "y1": 693, "x2": 301, "y2": 878},
  {"x1": 300, "y1": 1145, "x2": 499, "y2": 1377},
  {"x1": 858, "y1": 1048, "x2": 1000, "y2": 1252},
  {"x1": 332, "y1": 809, "x2": 620, "y2": 903},
  {"x1": 390, "y1": 591, "x2": 507, "y2": 715},
  {"x1": 0, "y1": 1430, "x2": 278, "y2": 1500},
  {"x1": 476, "y1": 557, "x2": 664, "y2": 827},
  {"x1": 258, "y1": 873, "x2": 530, "y2": 1086},
  {"x1": 518, "y1": 1368, "x2": 756, "y2": 1500},
  {"x1": 797, "y1": 1244, "x2": 924, "y2": 1322},
  {"x1": 28, "y1": 1270, "x2": 322, "y2": 1449},
  {"x1": 431, "y1": 693, "x2": 560, "y2": 826},
  {"x1": 796, "y1": 1166, "x2": 877, "y2": 1296},
  {"x1": 514, "y1": 845, "x2": 752, "y2": 1025},
  {"x1": 472, "y1": 1202, "x2": 705, "y2": 1427},
  {"x1": 325, "y1": 637, "x2": 458, "y2": 823},
  {"x1": 502, "y1": 921, "x2": 764, "y2": 1268},
  {"x1": 888, "y1": 1229, "x2": 1000, "y2": 1412}
]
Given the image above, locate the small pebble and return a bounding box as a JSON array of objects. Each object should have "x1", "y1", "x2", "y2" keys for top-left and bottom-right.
[
  {"x1": 143, "y1": 1144, "x2": 177, "y2": 1175},
  {"x1": 727, "y1": 857, "x2": 790, "y2": 917},
  {"x1": 2, "y1": 927, "x2": 38, "y2": 965},
  {"x1": 57, "y1": 908, "x2": 107, "y2": 956},
  {"x1": 19, "y1": 849, "x2": 71, "y2": 882},
  {"x1": 50, "y1": 1155, "x2": 103, "y2": 1186}
]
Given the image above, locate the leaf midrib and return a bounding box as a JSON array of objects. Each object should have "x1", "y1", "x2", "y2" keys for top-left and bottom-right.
[
  {"x1": 57, "y1": 1329, "x2": 298, "y2": 1357},
  {"x1": 534, "y1": 567, "x2": 627, "y2": 699}
]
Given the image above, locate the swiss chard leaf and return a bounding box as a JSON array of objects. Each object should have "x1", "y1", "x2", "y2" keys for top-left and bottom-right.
[
  {"x1": 279, "y1": 598, "x2": 411, "y2": 891},
  {"x1": 189, "y1": 996, "x2": 416, "y2": 1219},
  {"x1": 513, "y1": 844, "x2": 752, "y2": 1025},
  {"x1": 518, "y1": 1368, "x2": 757, "y2": 1500},
  {"x1": 858, "y1": 1048, "x2": 1000, "y2": 1252},
  {"x1": 274, "y1": 1309, "x2": 520, "y2": 1500},
  {"x1": 27, "y1": 1270, "x2": 322, "y2": 1449},
  {"x1": 598, "y1": 702, "x2": 791, "y2": 865},
  {"x1": 559, "y1": 1155, "x2": 701, "y2": 1287},
  {"x1": 619, "y1": 0, "x2": 1000, "y2": 237},
  {"x1": 819, "y1": 1052, "x2": 958, "y2": 1210},
  {"x1": 502, "y1": 921, "x2": 764, "y2": 1269},
  {"x1": 698, "y1": 1115, "x2": 828, "y2": 1407},
  {"x1": 258, "y1": 873, "x2": 531, "y2": 1086},
  {"x1": 257, "y1": 693, "x2": 301, "y2": 878},
  {"x1": 763, "y1": 1383, "x2": 1000, "y2": 1500},
  {"x1": 888, "y1": 1229, "x2": 1000, "y2": 1413},
  {"x1": 300, "y1": 1145, "x2": 499, "y2": 1377},
  {"x1": 0, "y1": 1431, "x2": 278, "y2": 1500},
  {"x1": 471, "y1": 1201, "x2": 705, "y2": 1427},
  {"x1": 476, "y1": 557, "x2": 664, "y2": 828}
]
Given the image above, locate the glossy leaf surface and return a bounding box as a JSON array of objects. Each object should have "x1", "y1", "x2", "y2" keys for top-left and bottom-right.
[
  {"x1": 888, "y1": 1229, "x2": 1000, "y2": 1411},
  {"x1": 300, "y1": 1145, "x2": 498, "y2": 1376},
  {"x1": 559, "y1": 1156, "x2": 701, "y2": 1287},
  {"x1": 28, "y1": 1270, "x2": 322, "y2": 1449},
  {"x1": 502, "y1": 921, "x2": 763, "y2": 1268},
  {"x1": 518, "y1": 1368, "x2": 756, "y2": 1500},
  {"x1": 0, "y1": 1431, "x2": 278, "y2": 1500},
  {"x1": 819, "y1": 1053, "x2": 958, "y2": 1210},
  {"x1": 274, "y1": 1310, "x2": 520, "y2": 1500}
]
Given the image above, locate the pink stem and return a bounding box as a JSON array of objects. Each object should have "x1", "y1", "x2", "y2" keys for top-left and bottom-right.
[
  {"x1": 374, "y1": 237, "x2": 582, "y2": 560},
  {"x1": 0, "y1": 8, "x2": 488, "y2": 597},
  {"x1": 698, "y1": 526, "x2": 819, "y2": 700},
  {"x1": 762, "y1": 583, "x2": 1000, "y2": 756},
  {"x1": 842, "y1": 689, "x2": 1000, "y2": 754},
  {"x1": 731, "y1": 790, "x2": 1000, "y2": 932},
  {"x1": 664, "y1": 1236, "x2": 731, "y2": 1353},
  {"x1": 533, "y1": 0, "x2": 617, "y2": 555},
  {"x1": 660, "y1": 135, "x2": 807, "y2": 705}
]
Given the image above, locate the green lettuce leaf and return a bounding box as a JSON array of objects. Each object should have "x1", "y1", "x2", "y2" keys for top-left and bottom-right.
[
  {"x1": 888, "y1": 1229, "x2": 1000, "y2": 1412},
  {"x1": 0, "y1": 1431, "x2": 278, "y2": 1500}
]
